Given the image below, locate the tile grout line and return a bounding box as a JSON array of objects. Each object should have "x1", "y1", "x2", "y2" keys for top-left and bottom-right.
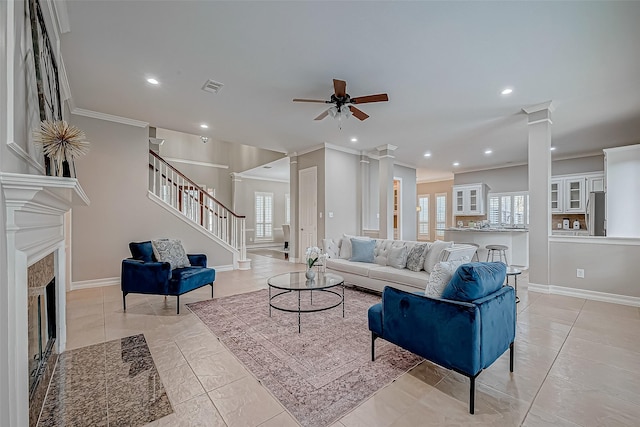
[{"x1": 518, "y1": 297, "x2": 588, "y2": 427}]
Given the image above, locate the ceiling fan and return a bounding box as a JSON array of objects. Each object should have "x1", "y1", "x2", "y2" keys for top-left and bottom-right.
[{"x1": 293, "y1": 79, "x2": 389, "y2": 122}]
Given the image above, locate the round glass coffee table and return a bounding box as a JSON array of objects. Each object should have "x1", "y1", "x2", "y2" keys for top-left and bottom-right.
[{"x1": 267, "y1": 271, "x2": 345, "y2": 333}]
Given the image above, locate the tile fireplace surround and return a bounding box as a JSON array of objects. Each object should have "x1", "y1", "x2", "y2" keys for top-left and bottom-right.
[{"x1": 0, "y1": 173, "x2": 89, "y2": 427}]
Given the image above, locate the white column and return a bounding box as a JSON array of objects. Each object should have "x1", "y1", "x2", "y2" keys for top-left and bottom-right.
[
  {"x1": 523, "y1": 101, "x2": 554, "y2": 287},
  {"x1": 359, "y1": 154, "x2": 370, "y2": 233},
  {"x1": 289, "y1": 154, "x2": 299, "y2": 262},
  {"x1": 230, "y1": 172, "x2": 242, "y2": 212},
  {"x1": 377, "y1": 145, "x2": 397, "y2": 239}
]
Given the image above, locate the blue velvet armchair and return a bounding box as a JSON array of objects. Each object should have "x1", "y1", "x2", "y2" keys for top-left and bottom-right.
[
  {"x1": 368, "y1": 262, "x2": 515, "y2": 414},
  {"x1": 121, "y1": 241, "x2": 216, "y2": 314}
]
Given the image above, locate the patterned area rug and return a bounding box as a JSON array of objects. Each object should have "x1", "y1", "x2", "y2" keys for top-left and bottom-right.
[{"x1": 187, "y1": 287, "x2": 423, "y2": 427}]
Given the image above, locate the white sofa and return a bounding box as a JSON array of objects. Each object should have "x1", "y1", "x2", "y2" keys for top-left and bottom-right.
[{"x1": 323, "y1": 237, "x2": 477, "y2": 294}]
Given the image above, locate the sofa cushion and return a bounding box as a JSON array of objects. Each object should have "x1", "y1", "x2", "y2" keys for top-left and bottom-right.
[
  {"x1": 441, "y1": 262, "x2": 507, "y2": 302},
  {"x1": 323, "y1": 238, "x2": 340, "y2": 259},
  {"x1": 129, "y1": 241, "x2": 155, "y2": 263},
  {"x1": 350, "y1": 238, "x2": 376, "y2": 263},
  {"x1": 325, "y1": 258, "x2": 374, "y2": 277},
  {"x1": 406, "y1": 243, "x2": 429, "y2": 272},
  {"x1": 169, "y1": 266, "x2": 215, "y2": 294},
  {"x1": 387, "y1": 245, "x2": 408, "y2": 269},
  {"x1": 424, "y1": 258, "x2": 470, "y2": 298},
  {"x1": 151, "y1": 239, "x2": 191, "y2": 270},
  {"x1": 368, "y1": 266, "x2": 430, "y2": 289},
  {"x1": 423, "y1": 240, "x2": 453, "y2": 273},
  {"x1": 339, "y1": 234, "x2": 371, "y2": 259}
]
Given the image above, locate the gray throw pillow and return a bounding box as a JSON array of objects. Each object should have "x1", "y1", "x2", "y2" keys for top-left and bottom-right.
[
  {"x1": 350, "y1": 238, "x2": 376, "y2": 263},
  {"x1": 151, "y1": 239, "x2": 191, "y2": 270},
  {"x1": 387, "y1": 246, "x2": 408, "y2": 269},
  {"x1": 406, "y1": 243, "x2": 429, "y2": 272}
]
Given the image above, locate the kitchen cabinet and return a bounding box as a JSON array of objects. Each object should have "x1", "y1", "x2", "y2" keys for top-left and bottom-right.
[
  {"x1": 453, "y1": 183, "x2": 489, "y2": 215},
  {"x1": 550, "y1": 172, "x2": 603, "y2": 214}
]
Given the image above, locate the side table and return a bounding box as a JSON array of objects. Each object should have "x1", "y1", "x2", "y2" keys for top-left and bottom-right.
[{"x1": 506, "y1": 267, "x2": 522, "y2": 303}]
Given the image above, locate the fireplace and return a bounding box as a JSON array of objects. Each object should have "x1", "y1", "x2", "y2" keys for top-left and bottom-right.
[{"x1": 0, "y1": 172, "x2": 89, "y2": 426}]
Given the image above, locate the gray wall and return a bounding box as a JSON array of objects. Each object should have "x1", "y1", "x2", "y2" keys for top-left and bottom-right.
[
  {"x1": 324, "y1": 148, "x2": 360, "y2": 239},
  {"x1": 234, "y1": 177, "x2": 289, "y2": 244},
  {"x1": 454, "y1": 155, "x2": 605, "y2": 193},
  {"x1": 367, "y1": 158, "x2": 380, "y2": 230},
  {"x1": 550, "y1": 240, "x2": 640, "y2": 297},
  {"x1": 394, "y1": 164, "x2": 417, "y2": 240},
  {"x1": 70, "y1": 115, "x2": 233, "y2": 282}
]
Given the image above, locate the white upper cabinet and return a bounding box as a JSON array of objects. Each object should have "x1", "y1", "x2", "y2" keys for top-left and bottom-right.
[
  {"x1": 453, "y1": 184, "x2": 489, "y2": 215},
  {"x1": 551, "y1": 172, "x2": 603, "y2": 214}
]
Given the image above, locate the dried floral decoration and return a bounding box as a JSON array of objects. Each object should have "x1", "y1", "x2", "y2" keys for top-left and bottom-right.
[{"x1": 33, "y1": 120, "x2": 90, "y2": 176}]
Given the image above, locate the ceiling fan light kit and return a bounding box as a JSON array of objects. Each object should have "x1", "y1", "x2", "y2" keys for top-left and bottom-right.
[{"x1": 294, "y1": 79, "x2": 388, "y2": 128}]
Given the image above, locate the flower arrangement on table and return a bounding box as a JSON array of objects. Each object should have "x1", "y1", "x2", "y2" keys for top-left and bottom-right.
[{"x1": 305, "y1": 246, "x2": 326, "y2": 280}]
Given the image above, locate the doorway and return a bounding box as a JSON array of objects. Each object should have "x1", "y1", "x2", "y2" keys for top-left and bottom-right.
[{"x1": 299, "y1": 167, "x2": 318, "y2": 260}]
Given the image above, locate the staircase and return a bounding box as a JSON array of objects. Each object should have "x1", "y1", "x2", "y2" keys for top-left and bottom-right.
[{"x1": 148, "y1": 150, "x2": 250, "y2": 269}]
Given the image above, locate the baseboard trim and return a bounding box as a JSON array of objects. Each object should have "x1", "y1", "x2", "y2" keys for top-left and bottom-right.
[
  {"x1": 527, "y1": 282, "x2": 640, "y2": 307},
  {"x1": 215, "y1": 264, "x2": 234, "y2": 272},
  {"x1": 71, "y1": 277, "x2": 119, "y2": 290}
]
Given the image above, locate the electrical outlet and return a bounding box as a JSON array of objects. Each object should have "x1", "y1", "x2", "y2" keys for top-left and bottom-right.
[{"x1": 577, "y1": 268, "x2": 585, "y2": 278}]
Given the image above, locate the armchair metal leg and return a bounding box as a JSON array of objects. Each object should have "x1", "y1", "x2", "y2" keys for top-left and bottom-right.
[
  {"x1": 177, "y1": 294, "x2": 180, "y2": 314},
  {"x1": 211, "y1": 283, "x2": 214, "y2": 298},
  {"x1": 469, "y1": 374, "x2": 478, "y2": 414},
  {"x1": 510, "y1": 342, "x2": 514, "y2": 372},
  {"x1": 122, "y1": 292, "x2": 127, "y2": 311},
  {"x1": 371, "y1": 333, "x2": 378, "y2": 361}
]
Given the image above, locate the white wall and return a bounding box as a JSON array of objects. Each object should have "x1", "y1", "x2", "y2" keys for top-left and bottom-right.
[
  {"x1": 552, "y1": 154, "x2": 604, "y2": 176},
  {"x1": 70, "y1": 115, "x2": 234, "y2": 283},
  {"x1": 394, "y1": 164, "x2": 417, "y2": 240},
  {"x1": 234, "y1": 177, "x2": 289, "y2": 244},
  {"x1": 324, "y1": 148, "x2": 360, "y2": 239},
  {"x1": 367, "y1": 158, "x2": 380, "y2": 230},
  {"x1": 605, "y1": 145, "x2": 640, "y2": 238},
  {"x1": 297, "y1": 148, "x2": 325, "y2": 243}
]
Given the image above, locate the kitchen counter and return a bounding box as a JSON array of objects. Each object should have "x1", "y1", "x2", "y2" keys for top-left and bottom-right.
[
  {"x1": 444, "y1": 229, "x2": 529, "y2": 268},
  {"x1": 445, "y1": 227, "x2": 529, "y2": 232}
]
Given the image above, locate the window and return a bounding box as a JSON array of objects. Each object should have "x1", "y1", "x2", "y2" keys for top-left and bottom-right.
[
  {"x1": 436, "y1": 193, "x2": 446, "y2": 238},
  {"x1": 285, "y1": 193, "x2": 290, "y2": 224},
  {"x1": 488, "y1": 192, "x2": 529, "y2": 227},
  {"x1": 418, "y1": 195, "x2": 429, "y2": 240},
  {"x1": 255, "y1": 192, "x2": 273, "y2": 240}
]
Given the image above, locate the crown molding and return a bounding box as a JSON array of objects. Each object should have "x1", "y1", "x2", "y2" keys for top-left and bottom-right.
[
  {"x1": 71, "y1": 108, "x2": 148, "y2": 128},
  {"x1": 238, "y1": 174, "x2": 289, "y2": 184},
  {"x1": 323, "y1": 142, "x2": 361, "y2": 156},
  {"x1": 295, "y1": 144, "x2": 324, "y2": 157},
  {"x1": 522, "y1": 100, "x2": 555, "y2": 114},
  {"x1": 163, "y1": 157, "x2": 229, "y2": 169}
]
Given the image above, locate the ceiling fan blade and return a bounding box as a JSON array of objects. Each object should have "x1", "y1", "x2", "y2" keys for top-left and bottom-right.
[
  {"x1": 349, "y1": 106, "x2": 369, "y2": 121},
  {"x1": 333, "y1": 79, "x2": 347, "y2": 98},
  {"x1": 314, "y1": 110, "x2": 329, "y2": 121},
  {"x1": 351, "y1": 93, "x2": 389, "y2": 104},
  {"x1": 293, "y1": 98, "x2": 328, "y2": 103}
]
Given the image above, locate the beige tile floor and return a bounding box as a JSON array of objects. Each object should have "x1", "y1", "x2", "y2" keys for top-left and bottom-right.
[{"x1": 63, "y1": 254, "x2": 640, "y2": 427}]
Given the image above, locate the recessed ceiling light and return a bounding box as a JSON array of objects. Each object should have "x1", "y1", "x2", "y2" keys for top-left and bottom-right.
[
  {"x1": 423, "y1": 152, "x2": 431, "y2": 158},
  {"x1": 484, "y1": 149, "x2": 493, "y2": 155},
  {"x1": 453, "y1": 162, "x2": 460, "y2": 167},
  {"x1": 350, "y1": 137, "x2": 358, "y2": 142},
  {"x1": 501, "y1": 88, "x2": 513, "y2": 95},
  {"x1": 147, "y1": 78, "x2": 159, "y2": 85},
  {"x1": 200, "y1": 124, "x2": 209, "y2": 129},
  {"x1": 550, "y1": 146, "x2": 557, "y2": 151}
]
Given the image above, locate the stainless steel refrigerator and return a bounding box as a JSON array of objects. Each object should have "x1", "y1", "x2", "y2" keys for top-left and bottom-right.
[{"x1": 586, "y1": 191, "x2": 606, "y2": 236}]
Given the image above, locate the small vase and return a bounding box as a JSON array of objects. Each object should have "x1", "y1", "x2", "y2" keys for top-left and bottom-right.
[{"x1": 305, "y1": 269, "x2": 316, "y2": 280}]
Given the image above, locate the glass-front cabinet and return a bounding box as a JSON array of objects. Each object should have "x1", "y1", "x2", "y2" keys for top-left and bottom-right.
[
  {"x1": 550, "y1": 173, "x2": 602, "y2": 214},
  {"x1": 564, "y1": 178, "x2": 585, "y2": 213},
  {"x1": 452, "y1": 183, "x2": 488, "y2": 216},
  {"x1": 550, "y1": 179, "x2": 562, "y2": 213}
]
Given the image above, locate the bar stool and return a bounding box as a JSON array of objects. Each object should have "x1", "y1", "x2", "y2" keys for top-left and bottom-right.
[
  {"x1": 486, "y1": 244, "x2": 509, "y2": 264},
  {"x1": 460, "y1": 243, "x2": 480, "y2": 262}
]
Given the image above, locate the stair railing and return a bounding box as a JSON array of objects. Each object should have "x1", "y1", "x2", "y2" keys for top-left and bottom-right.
[{"x1": 148, "y1": 150, "x2": 246, "y2": 261}]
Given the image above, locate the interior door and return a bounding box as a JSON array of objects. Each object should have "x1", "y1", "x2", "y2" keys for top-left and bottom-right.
[{"x1": 299, "y1": 167, "x2": 318, "y2": 260}]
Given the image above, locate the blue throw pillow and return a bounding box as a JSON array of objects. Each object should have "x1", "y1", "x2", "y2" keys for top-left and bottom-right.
[
  {"x1": 441, "y1": 262, "x2": 506, "y2": 302},
  {"x1": 129, "y1": 241, "x2": 155, "y2": 263},
  {"x1": 350, "y1": 238, "x2": 376, "y2": 263}
]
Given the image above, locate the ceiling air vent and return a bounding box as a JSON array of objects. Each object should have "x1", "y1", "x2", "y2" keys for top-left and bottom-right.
[{"x1": 202, "y1": 79, "x2": 224, "y2": 94}]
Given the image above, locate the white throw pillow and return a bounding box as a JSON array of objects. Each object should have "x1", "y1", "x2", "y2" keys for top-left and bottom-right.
[
  {"x1": 423, "y1": 240, "x2": 454, "y2": 273},
  {"x1": 387, "y1": 245, "x2": 408, "y2": 269},
  {"x1": 151, "y1": 239, "x2": 191, "y2": 270},
  {"x1": 424, "y1": 257, "x2": 470, "y2": 298},
  {"x1": 323, "y1": 239, "x2": 340, "y2": 259},
  {"x1": 339, "y1": 234, "x2": 370, "y2": 259}
]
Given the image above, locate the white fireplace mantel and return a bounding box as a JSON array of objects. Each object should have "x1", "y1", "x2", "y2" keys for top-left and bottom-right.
[{"x1": 0, "y1": 172, "x2": 89, "y2": 427}]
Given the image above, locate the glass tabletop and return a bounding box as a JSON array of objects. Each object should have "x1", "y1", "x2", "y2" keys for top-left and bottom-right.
[
  {"x1": 506, "y1": 267, "x2": 522, "y2": 275},
  {"x1": 267, "y1": 271, "x2": 344, "y2": 291}
]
